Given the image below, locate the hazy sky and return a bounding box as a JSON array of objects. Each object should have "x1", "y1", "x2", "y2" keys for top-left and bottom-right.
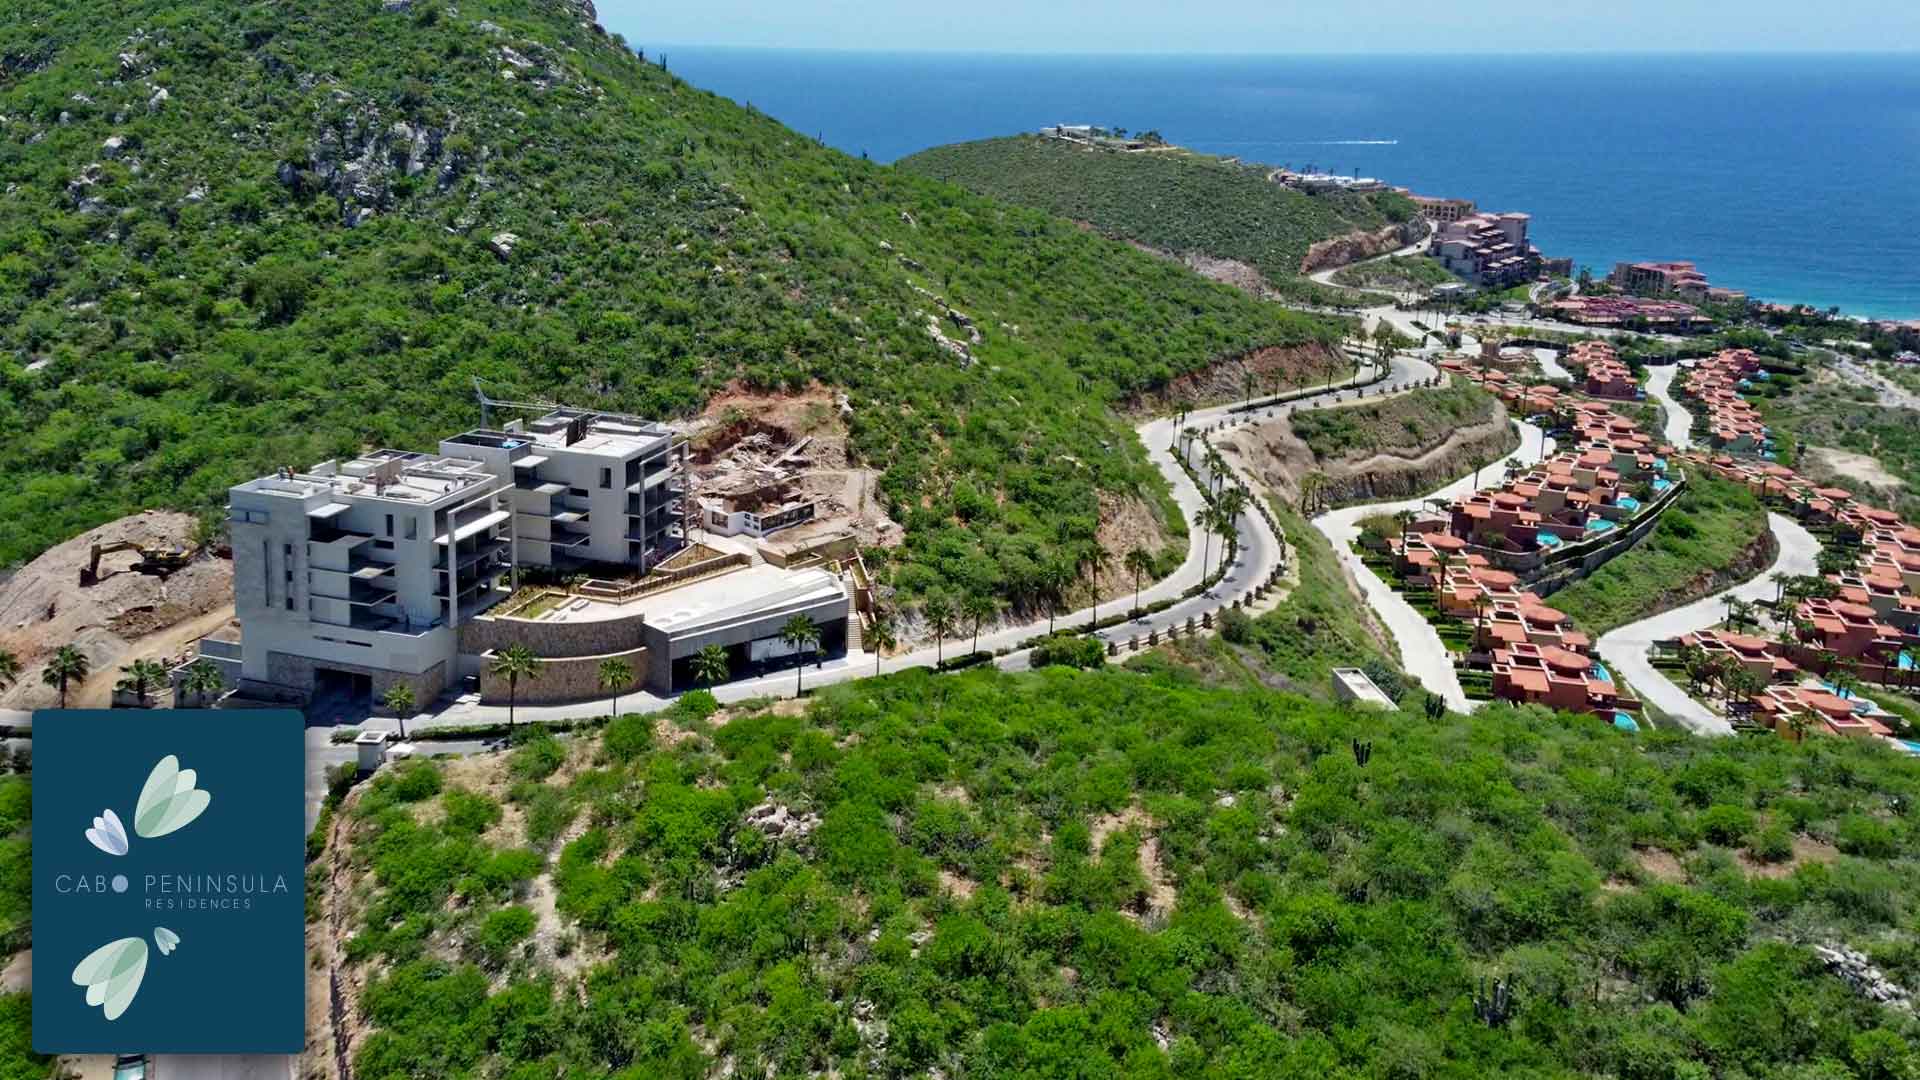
[{"x1": 598, "y1": 1, "x2": 1920, "y2": 54}]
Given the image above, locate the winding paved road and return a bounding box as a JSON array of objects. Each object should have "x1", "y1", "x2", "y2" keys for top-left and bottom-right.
[
  {"x1": 1597, "y1": 512, "x2": 1820, "y2": 736},
  {"x1": 1593, "y1": 359, "x2": 1825, "y2": 734},
  {"x1": 1312, "y1": 419, "x2": 1557, "y2": 711},
  {"x1": 1643, "y1": 364, "x2": 1695, "y2": 447},
  {"x1": 414, "y1": 355, "x2": 1439, "y2": 729}
]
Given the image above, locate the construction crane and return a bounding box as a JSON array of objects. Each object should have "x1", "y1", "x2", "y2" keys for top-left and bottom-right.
[
  {"x1": 81, "y1": 542, "x2": 196, "y2": 586},
  {"x1": 472, "y1": 377, "x2": 565, "y2": 430}
]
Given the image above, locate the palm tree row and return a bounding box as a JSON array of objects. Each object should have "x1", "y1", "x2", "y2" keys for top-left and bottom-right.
[{"x1": 0, "y1": 642, "x2": 237, "y2": 713}]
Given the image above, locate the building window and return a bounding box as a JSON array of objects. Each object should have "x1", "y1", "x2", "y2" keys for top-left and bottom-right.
[
  {"x1": 599, "y1": 467, "x2": 613, "y2": 489},
  {"x1": 384, "y1": 513, "x2": 395, "y2": 538},
  {"x1": 404, "y1": 516, "x2": 418, "y2": 541}
]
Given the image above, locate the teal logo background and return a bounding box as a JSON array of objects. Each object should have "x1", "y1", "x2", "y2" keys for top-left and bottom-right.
[{"x1": 33, "y1": 710, "x2": 305, "y2": 1053}]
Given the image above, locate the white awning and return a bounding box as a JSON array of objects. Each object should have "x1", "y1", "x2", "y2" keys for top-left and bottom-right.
[
  {"x1": 308, "y1": 502, "x2": 351, "y2": 520},
  {"x1": 435, "y1": 509, "x2": 511, "y2": 545},
  {"x1": 513, "y1": 455, "x2": 550, "y2": 469}
]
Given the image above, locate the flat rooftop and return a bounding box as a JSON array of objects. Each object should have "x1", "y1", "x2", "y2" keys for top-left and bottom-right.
[
  {"x1": 546, "y1": 563, "x2": 847, "y2": 636},
  {"x1": 236, "y1": 451, "x2": 498, "y2": 506}
]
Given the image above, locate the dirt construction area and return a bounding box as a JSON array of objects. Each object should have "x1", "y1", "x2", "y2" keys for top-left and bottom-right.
[
  {"x1": 684, "y1": 382, "x2": 904, "y2": 550},
  {"x1": 0, "y1": 510, "x2": 234, "y2": 709}
]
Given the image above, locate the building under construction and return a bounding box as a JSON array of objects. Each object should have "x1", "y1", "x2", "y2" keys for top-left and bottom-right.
[
  {"x1": 694, "y1": 431, "x2": 819, "y2": 539},
  {"x1": 443, "y1": 406, "x2": 692, "y2": 574}
]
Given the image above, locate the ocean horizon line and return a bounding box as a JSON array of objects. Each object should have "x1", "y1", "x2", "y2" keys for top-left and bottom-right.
[{"x1": 645, "y1": 43, "x2": 1920, "y2": 61}]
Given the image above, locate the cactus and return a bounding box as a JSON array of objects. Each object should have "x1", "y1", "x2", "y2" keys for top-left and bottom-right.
[{"x1": 1473, "y1": 976, "x2": 1515, "y2": 1028}]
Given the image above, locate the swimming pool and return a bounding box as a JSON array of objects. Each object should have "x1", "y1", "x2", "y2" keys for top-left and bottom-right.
[
  {"x1": 1613, "y1": 713, "x2": 1640, "y2": 733},
  {"x1": 1617, "y1": 496, "x2": 1641, "y2": 512},
  {"x1": 1587, "y1": 518, "x2": 1617, "y2": 534},
  {"x1": 1901, "y1": 651, "x2": 1915, "y2": 672},
  {"x1": 1652, "y1": 478, "x2": 1673, "y2": 493},
  {"x1": 1536, "y1": 532, "x2": 1563, "y2": 548},
  {"x1": 1591, "y1": 662, "x2": 1614, "y2": 683},
  {"x1": 1900, "y1": 740, "x2": 1920, "y2": 755}
]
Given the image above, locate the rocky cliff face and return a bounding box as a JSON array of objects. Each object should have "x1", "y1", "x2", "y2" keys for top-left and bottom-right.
[{"x1": 1298, "y1": 219, "x2": 1428, "y2": 274}]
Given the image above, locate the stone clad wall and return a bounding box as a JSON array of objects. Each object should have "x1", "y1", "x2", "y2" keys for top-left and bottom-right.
[
  {"x1": 479, "y1": 644, "x2": 650, "y2": 706},
  {"x1": 458, "y1": 608, "x2": 647, "y2": 658}
]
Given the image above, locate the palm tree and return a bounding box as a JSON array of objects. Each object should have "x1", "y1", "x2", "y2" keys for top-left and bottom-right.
[
  {"x1": 41, "y1": 645, "x2": 90, "y2": 708},
  {"x1": 381, "y1": 682, "x2": 416, "y2": 739},
  {"x1": 1082, "y1": 546, "x2": 1111, "y2": 631},
  {"x1": 923, "y1": 595, "x2": 957, "y2": 666},
  {"x1": 489, "y1": 644, "x2": 541, "y2": 737},
  {"x1": 691, "y1": 644, "x2": 730, "y2": 688},
  {"x1": 1124, "y1": 547, "x2": 1154, "y2": 617},
  {"x1": 0, "y1": 649, "x2": 18, "y2": 693},
  {"x1": 780, "y1": 615, "x2": 821, "y2": 696},
  {"x1": 961, "y1": 592, "x2": 999, "y2": 655},
  {"x1": 867, "y1": 616, "x2": 897, "y2": 678},
  {"x1": 1770, "y1": 571, "x2": 1791, "y2": 607},
  {"x1": 1472, "y1": 592, "x2": 1493, "y2": 651},
  {"x1": 181, "y1": 659, "x2": 225, "y2": 708},
  {"x1": 1038, "y1": 562, "x2": 1072, "y2": 635},
  {"x1": 1195, "y1": 505, "x2": 1224, "y2": 583},
  {"x1": 1831, "y1": 667, "x2": 1862, "y2": 702},
  {"x1": 115, "y1": 659, "x2": 168, "y2": 709},
  {"x1": 598, "y1": 657, "x2": 634, "y2": 719}
]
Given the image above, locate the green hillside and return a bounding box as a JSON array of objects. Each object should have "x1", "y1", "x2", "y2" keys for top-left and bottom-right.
[
  {"x1": 325, "y1": 666, "x2": 1920, "y2": 1078},
  {"x1": 899, "y1": 135, "x2": 1417, "y2": 295},
  {"x1": 0, "y1": 0, "x2": 1343, "y2": 594}
]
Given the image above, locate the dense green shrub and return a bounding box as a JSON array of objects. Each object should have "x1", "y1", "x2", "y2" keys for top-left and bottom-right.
[
  {"x1": 326, "y1": 661, "x2": 1920, "y2": 1078},
  {"x1": 0, "y1": 0, "x2": 1347, "y2": 599},
  {"x1": 1029, "y1": 633, "x2": 1106, "y2": 670}
]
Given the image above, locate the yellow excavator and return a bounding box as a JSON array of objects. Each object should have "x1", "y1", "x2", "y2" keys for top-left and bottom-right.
[{"x1": 80, "y1": 541, "x2": 195, "y2": 586}]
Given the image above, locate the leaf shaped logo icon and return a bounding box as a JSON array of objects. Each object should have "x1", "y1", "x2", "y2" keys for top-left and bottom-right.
[
  {"x1": 85, "y1": 809, "x2": 128, "y2": 857},
  {"x1": 153, "y1": 927, "x2": 180, "y2": 956},
  {"x1": 134, "y1": 755, "x2": 211, "y2": 839},
  {"x1": 71, "y1": 937, "x2": 148, "y2": 1021}
]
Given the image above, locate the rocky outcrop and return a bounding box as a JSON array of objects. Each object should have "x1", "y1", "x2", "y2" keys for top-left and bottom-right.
[
  {"x1": 1299, "y1": 219, "x2": 1427, "y2": 275},
  {"x1": 743, "y1": 801, "x2": 820, "y2": 844},
  {"x1": 1817, "y1": 944, "x2": 1913, "y2": 1010}
]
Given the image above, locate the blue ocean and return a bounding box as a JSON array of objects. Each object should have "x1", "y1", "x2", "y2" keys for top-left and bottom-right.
[{"x1": 659, "y1": 49, "x2": 1920, "y2": 318}]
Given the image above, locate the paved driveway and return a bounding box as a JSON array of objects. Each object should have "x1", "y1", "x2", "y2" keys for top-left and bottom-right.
[
  {"x1": 1597, "y1": 512, "x2": 1820, "y2": 735},
  {"x1": 1313, "y1": 420, "x2": 1557, "y2": 711}
]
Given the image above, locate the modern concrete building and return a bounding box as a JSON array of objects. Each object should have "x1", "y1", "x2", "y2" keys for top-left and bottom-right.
[
  {"x1": 227, "y1": 450, "x2": 515, "y2": 706},
  {"x1": 226, "y1": 409, "x2": 862, "y2": 709},
  {"x1": 638, "y1": 564, "x2": 852, "y2": 692},
  {"x1": 441, "y1": 408, "x2": 688, "y2": 573}
]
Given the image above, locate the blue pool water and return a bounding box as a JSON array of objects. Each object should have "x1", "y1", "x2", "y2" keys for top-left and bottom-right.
[
  {"x1": 1617, "y1": 496, "x2": 1641, "y2": 512},
  {"x1": 1536, "y1": 532, "x2": 1562, "y2": 548},
  {"x1": 1652, "y1": 478, "x2": 1673, "y2": 493},
  {"x1": 1902, "y1": 652, "x2": 1916, "y2": 671},
  {"x1": 1613, "y1": 713, "x2": 1640, "y2": 733},
  {"x1": 1899, "y1": 740, "x2": 1920, "y2": 755},
  {"x1": 1587, "y1": 518, "x2": 1617, "y2": 534},
  {"x1": 1591, "y1": 663, "x2": 1614, "y2": 683}
]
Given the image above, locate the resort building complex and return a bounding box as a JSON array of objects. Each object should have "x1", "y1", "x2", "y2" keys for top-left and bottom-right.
[
  {"x1": 223, "y1": 406, "x2": 858, "y2": 710},
  {"x1": 1609, "y1": 260, "x2": 1748, "y2": 306},
  {"x1": 1431, "y1": 211, "x2": 1541, "y2": 287}
]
